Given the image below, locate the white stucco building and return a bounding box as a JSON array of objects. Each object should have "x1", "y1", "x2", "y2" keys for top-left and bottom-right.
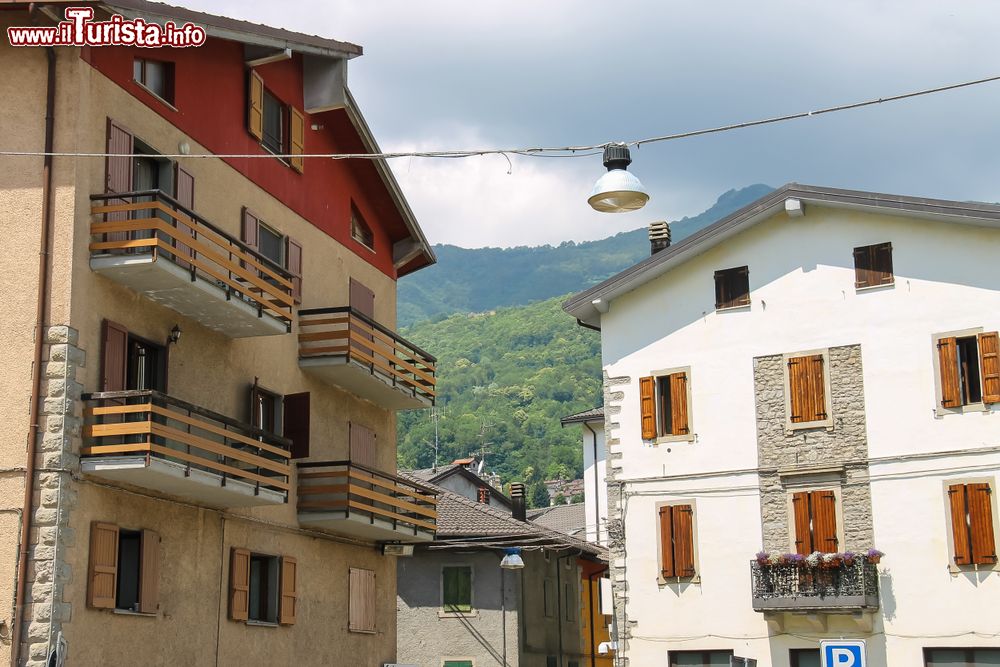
[
  {"x1": 563, "y1": 184, "x2": 1000, "y2": 667},
  {"x1": 562, "y1": 407, "x2": 610, "y2": 546}
]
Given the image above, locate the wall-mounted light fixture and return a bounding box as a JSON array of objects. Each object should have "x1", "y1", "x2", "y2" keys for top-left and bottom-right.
[{"x1": 167, "y1": 325, "x2": 182, "y2": 345}]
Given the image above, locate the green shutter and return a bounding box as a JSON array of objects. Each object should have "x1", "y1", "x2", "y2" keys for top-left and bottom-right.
[{"x1": 442, "y1": 566, "x2": 472, "y2": 612}]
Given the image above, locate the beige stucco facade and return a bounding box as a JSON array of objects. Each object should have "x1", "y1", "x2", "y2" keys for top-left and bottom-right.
[{"x1": 1, "y1": 10, "x2": 427, "y2": 665}]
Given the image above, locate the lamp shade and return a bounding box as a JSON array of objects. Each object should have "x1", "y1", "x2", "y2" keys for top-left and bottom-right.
[
  {"x1": 588, "y1": 144, "x2": 649, "y2": 213},
  {"x1": 500, "y1": 548, "x2": 525, "y2": 570}
]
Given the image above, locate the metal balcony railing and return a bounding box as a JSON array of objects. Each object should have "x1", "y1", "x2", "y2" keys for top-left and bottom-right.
[{"x1": 750, "y1": 559, "x2": 880, "y2": 612}]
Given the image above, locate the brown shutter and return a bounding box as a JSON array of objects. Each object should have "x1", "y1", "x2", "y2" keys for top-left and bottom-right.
[
  {"x1": 714, "y1": 270, "x2": 727, "y2": 309},
  {"x1": 788, "y1": 357, "x2": 808, "y2": 424},
  {"x1": 669, "y1": 372, "x2": 689, "y2": 435},
  {"x1": 350, "y1": 278, "x2": 376, "y2": 358},
  {"x1": 874, "y1": 242, "x2": 894, "y2": 284},
  {"x1": 279, "y1": 556, "x2": 298, "y2": 625},
  {"x1": 792, "y1": 492, "x2": 812, "y2": 555},
  {"x1": 639, "y1": 376, "x2": 656, "y2": 440},
  {"x1": 286, "y1": 237, "x2": 303, "y2": 303},
  {"x1": 948, "y1": 484, "x2": 972, "y2": 566},
  {"x1": 88, "y1": 522, "x2": 119, "y2": 609},
  {"x1": 248, "y1": 70, "x2": 264, "y2": 140},
  {"x1": 283, "y1": 392, "x2": 310, "y2": 459},
  {"x1": 979, "y1": 332, "x2": 1000, "y2": 405},
  {"x1": 658, "y1": 505, "x2": 674, "y2": 578},
  {"x1": 101, "y1": 320, "x2": 129, "y2": 392},
  {"x1": 809, "y1": 355, "x2": 827, "y2": 421},
  {"x1": 229, "y1": 547, "x2": 251, "y2": 621},
  {"x1": 350, "y1": 422, "x2": 376, "y2": 469},
  {"x1": 139, "y1": 529, "x2": 160, "y2": 614},
  {"x1": 174, "y1": 165, "x2": 196, "y2": 269},
  {"x1": 289, "y1": 107, "x2": 305, "y2": 173},
  {"x1": 349, "y1": 567, "x2": 376, "y2": 633},
  {"x1": 672, "y1": 505, "x2": 695, "y2": 577},
  {"x1": 810, "y1": 490, "x2": 838, "y2": 552},
  {"x1": 853, "y1": 246, "x2": 871, "y2": 288},
  {"x1": 241, "y1": 208, "x2": 259, "y2": 274},
  {"x1": 938, "y1": 337, "x2": 961, "y2": 408},
  {"x1": 104, "y1": 119, "x2": 134, "y2": 242},
  {"x1": 967, "y1": 483, "x2": 997, "y2": 565}
]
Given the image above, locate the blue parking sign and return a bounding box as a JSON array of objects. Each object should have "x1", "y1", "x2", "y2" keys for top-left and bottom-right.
[{"x1": 820, "y1": 640, "x2": 866, "y2": 667}]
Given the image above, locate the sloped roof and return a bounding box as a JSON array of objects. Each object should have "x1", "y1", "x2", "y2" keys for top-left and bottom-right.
[
  {"x1": 560, "y1": 406, "x2": 604, "y2": 426},
  {"x1": 406, "y1": 464, "x2": 511, "y2": 507},
  {"x1": 564, "y1": 183, "x2": 1000, "y2": 328},
  {"x1": 528, "y1": 502, "x2": 587, "y2": 538}
]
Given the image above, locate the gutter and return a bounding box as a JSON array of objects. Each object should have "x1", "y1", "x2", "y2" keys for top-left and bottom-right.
[{"x1": 12, "y1": 39, "x2": 57, "y2": 667}]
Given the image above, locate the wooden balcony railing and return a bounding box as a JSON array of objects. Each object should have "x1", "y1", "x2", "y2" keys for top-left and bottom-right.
[
  {"x1": 82, "y1": 390, "x2": 291, "y2": 498},
  {"x1": 298, "y1": 461, "x2": 438, "y2": 534},
  {"x1": 298, "y1": 307, "x2": 436, "y2": 404},
  {"x1": 90, "y1": 190, "x2": 295, "y2": 330}
]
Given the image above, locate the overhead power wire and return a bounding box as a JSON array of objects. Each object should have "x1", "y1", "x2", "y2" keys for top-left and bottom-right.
[{"x1": 0, "y1": 73, "x2": 998, "y2": 162}]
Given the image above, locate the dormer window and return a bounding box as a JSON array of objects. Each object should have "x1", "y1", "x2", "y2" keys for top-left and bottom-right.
[
  {"x1": 248, "y1": 70, "x2": 305, "y2": 173},
  {"x1": 261, "y1": 89, "x2": 285, "y2": 155}
]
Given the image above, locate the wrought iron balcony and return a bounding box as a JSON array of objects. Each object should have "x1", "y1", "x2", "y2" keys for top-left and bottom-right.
[
  {"x1": 750, "y1": 559, "x2": 880, "y2": 612},
  {"x1": 298, "y1": 307, "x2": 436, "y2": 409},
  {"x1": 81, "y1": 390, "x2": 291, "y2": 507},
  {"x1": 90, "y1": 190, "x2": 294, "y2": 337},
  {"x1": 297, "y1": 461, "x2": 437, "y2": 542}
]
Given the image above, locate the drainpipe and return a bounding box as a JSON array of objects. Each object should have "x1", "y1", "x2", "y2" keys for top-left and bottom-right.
[
  {"x1": 12, "y1": 41, "x2": 57, "y2": 667},
  {"x1": 584, "y1": 423, "x2": 599, "y2": 544}
]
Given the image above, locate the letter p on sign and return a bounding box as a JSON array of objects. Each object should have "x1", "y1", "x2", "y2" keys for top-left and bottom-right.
[{"x1": 821, "y1": 640, "x2": 866, "y2": 667}]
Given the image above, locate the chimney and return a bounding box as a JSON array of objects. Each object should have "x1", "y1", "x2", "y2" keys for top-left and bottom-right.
[
  {"x1": 510, "y1": 482, "x2": 526, "y2": 522},
  {"x1": 649, "y1": 221, "x2": 671, "y2": 255}
]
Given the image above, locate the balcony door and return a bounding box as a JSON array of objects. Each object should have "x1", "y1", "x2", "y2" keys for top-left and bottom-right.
[{"x1": 126, "y1": 336, "x2": 167, "y2": 393}]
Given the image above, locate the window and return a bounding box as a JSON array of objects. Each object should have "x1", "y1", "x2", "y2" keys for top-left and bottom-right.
[
  {"x1": 668, "y1": 650, "x2": 734, "y2": 666},
  {"x1": 563, "y1": 582, "x2": 575, "y2": 621},
  {"x1": 133, "y1": 58, "x2": 174, "y2": 104},
  {"x1": 639, "y1": 370, "x2": 690, "y2": 440},
  {"x1": 714, "y1": 266, "x2": 750, "y2": 310},
  {"x1": 127, "y1": 336, "x2": 167, "y2": 392},
  {"x1": 240, "y1": 208, "x2": 303, "y2": 303},
  {"x1": 282, "y1": 392, "x2": 311, "y2": 459},
  {"x1": 790, "y1": 649, "x2": 821, "y2": 667},
  {"x1": 543, "y1": 578, "x2": 556, "y2": 617},
  {"x1": 229, "y1": 548, "x2": 296, "y2": 625},
  {"x1": 948, "y1": 482, "x2": 997, "y2": 566},
  {"x1": 784, "y1": 351, "x2": 832, "y2": 428},
  {"x1": 937, "y1": 332, "x2": 1000, "y2": 409},
  {"x1": 658, "y1": 504, "x2": 696, "y2": 579},
  {"x1": 442, "y1": 565, "x2": 472, "y2": 613},
  {"x1": 351, "y1": 207, "x2": 375, "y2": 251},
  {"x1": 546, "y1": 658, "x2": 557, "y2": 667},
  {"x1": 477, "y1": 487, "x2": 490, "y2": 504},
  {"x1": 349, "y1": 567, "x2": 376, "y2": 633},
  {"x1": 924, "y1": 648, "x2": 1000, "y2": 666},
  {"x1": 853, "y1": 242, "x2": 893, "y2": 288},
  {"x1": 258, "y1": 222, "x2": 284, "y2": 266},
  {"x1": 443, "y1": 661, "x2": 475, "y2": 667},
  {"x1": 792, "y1": 490, "x2": 839, "y2": 554},
  {"x1": 87, "y1": 522, "x2": 160, "y2": 614},
  {"x1": 261, "y1": 88, "x2": 286, "y2": 155},
  {"x1": 250, "y1": 384, "x2": 282, "y2": 435}
]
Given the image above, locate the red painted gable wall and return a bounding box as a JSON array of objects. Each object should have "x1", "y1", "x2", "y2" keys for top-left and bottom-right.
[{"x1": 83, "y1": 38, "x2": 407, "y2": 279}]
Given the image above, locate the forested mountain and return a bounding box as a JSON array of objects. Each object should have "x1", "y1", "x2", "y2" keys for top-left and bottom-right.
[{"x1": 398, "y1": 184, "x2": 773, "y2": 326}]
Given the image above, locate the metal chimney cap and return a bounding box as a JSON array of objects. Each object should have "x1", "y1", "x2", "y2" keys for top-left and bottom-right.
[{"x1": 602, "y1": 143, "x2": 632, "y2": 171}]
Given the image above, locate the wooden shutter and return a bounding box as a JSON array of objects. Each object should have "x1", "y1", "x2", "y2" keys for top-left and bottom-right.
[
  {"x1": 668, "y1": 372, "x2": 689, "y2": 435},
  {"x1": 854, "y1": 243, "x2": 894, "y2": 288},
  {"x1": 289, "y1": 107, "x2": 305, "y2": 173},
  {"x1": 174, "y1": 165, "x2": 196, "y2": 269},
  {"x1": 639, "y1": 376, "x2": 656, "y2": 440},
  {"x1": 853, "y1": 246, "x2": 872, "y2": 288},
  {"x1": 350, "y1": 278, "x2": 376, "y2": 358},
  {"x1": 101, "y1": 320, "x2": 129, "y2": 392},
  {"x1": 672, "y1": 505, "x2": 695, "y2": 577},
  {"x1": 792, "y1": 492, "x2": 812, "y2": 555},
  {"x1": 979, "y1": 332, "x2": 1000, "y2": 405},
  {"x1": 286, "y1": 237, "x2": 303, "y2": 303},
  {"x1": 810, "y1": 490, "x2": 838, "y2": 552},
  {"x1": 349, "y1": 567, "x2": 376, "y2": 633},
  {"x1": 658, "y1": 505, "x2": 674, "y2": 578},
  {"x1": 279, "y1": 556, "x2": 298, "y2": 625},
  {"x1": 248, "y1": 70, "x2": 264, "y2": 140},
  {"x1": 138, "y1": 529, "x2": 160, "y2": 614},
  {"x1": 241, "y1": 208, "x2": 260, "y2": 274},
  {"x1": 88, "y1": 522, "x2": 119, "y2": 609},
  {"x1": 350, "y1": 422, "x2": 376, "y2": 469},
  {"x1": 283, "y1": 392, "x2": 310, "y2": 459},
  {"x1": 229, "y1": 547, "x2": 251, "y2": 621},
  {"x1": 938, "y1": 337, "x2": 962, "y2": 408},
  {"x1": 968, "y1": 483, "x2": 997, "y2": 565},
  {"x1": 948, "y1": 484, "x2": 971, "y2": 566},
  {"x1": 788, "y1": 355, "x2": 825, "y2": 423}
]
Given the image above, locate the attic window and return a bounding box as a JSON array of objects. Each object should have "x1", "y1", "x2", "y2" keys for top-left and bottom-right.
[
  {"x1": 133, "y1": 58, "x2": 174, "y2": 105},
  {"x1": 714, "y1": 266, "x2": 750, "y2": 310},
  {"x1": 351, "y1": 207, "x2": 375, "y2": 251},
  {"x1": 853, "y1": 242, "x2": 894, "y2": 289}
]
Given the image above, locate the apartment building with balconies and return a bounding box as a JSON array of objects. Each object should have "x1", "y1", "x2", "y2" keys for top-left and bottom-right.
[
  {"x1": 1, "y1": 2, "x2": 437, "y2": 665},
  {"x1": 563, "y1": 184, "x2": 1000, "y2": 667}
]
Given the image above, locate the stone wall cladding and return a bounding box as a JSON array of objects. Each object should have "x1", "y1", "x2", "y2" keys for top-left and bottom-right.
[
  {"x1": 754, "y1": 344, "x2": 874, "y2": 554},
  {"x1": 21, "y1": 325, "x2": 83, "y2": 667}
]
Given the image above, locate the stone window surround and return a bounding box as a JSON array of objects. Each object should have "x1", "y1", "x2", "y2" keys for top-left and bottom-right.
[
  {"x1": 779, "y1": 473, "x2": 847, "y2": 555},
  {"x1": 653, "y1": 498, "x2": 702, "y2": 586},
  {"x1": 941, "y1": 476, "x2": 1000, "y2": 575},
  {"x1": 931, "y1": 326, "x2": 990, "y2": 417},
  {"x1": 648, "y1": 365, "x2": 696, "y2": 444},
  {"x1": 781, "y1": 348, "x2": 835, "y2": 433},
  {"x1": 438, "y1": 563, "x2": 478, "y2": 619}
]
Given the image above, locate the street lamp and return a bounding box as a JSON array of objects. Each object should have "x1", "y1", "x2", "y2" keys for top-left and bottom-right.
[
  {"x1": 499, "y1": 547, "x2": 524, "y2": 667},
  {"x1": 500, "y1": 547, "x2": 525, "y2": 570},
  {"x1": 588, "y1": 143, "x2": 649, "y2": 213}
]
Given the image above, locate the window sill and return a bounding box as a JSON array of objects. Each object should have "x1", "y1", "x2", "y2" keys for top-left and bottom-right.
[
  {"x1": 948, "y1": 561, "x2": 1000, "y2": 576},
  {"x1": 111, "y1": 609, "x2": 157, "y2": 618},
  {"x1": 261, "y1": 142, "x2": 292, "y2": 167},
  {"x1": 349, "y1": 628, "x2": 377, "y2": 634},
  {"x1": 352, "y1": 238, "x2": 377, "y2": 254},
  {"x1": 438, "y1": 610, "x2": 479, "y2": 619},
  {"x1": 715, "y1": 304, "x2": 751, "y2": 313},
  {"x1": 855, "y1": 282, "x2": 894, "y2": 293},
  {"x1": 654, "y1": 433, "x2": 696, "y2": 445},
  {"x1": 133, "y1": 81, "x2": 178, "y2": 112},
  {"x1": 245, "y1": 620, "x2": 279, "y2": 628},
  {"x1": 785, "y1": 419, "x2": 834, "y2": 434},
  {"x1": 657, "y1": 575, "x2": 701, "y2": 586},
  {"x1": 935, "y1": 402, "x2": 992, "y2": 418}
]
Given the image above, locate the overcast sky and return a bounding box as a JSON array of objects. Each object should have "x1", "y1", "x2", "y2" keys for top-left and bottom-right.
[{"x1": 179, "y1": 1, "x2": 1000, "y2": 248}]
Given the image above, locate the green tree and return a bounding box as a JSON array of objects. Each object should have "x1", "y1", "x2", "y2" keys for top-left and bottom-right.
[
  {"x1": 529, "y1": 482, "x2": 550, "y2": 509},
  {"x1": 570, "y1": 493, "x2": 585, "y2": 504}
]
